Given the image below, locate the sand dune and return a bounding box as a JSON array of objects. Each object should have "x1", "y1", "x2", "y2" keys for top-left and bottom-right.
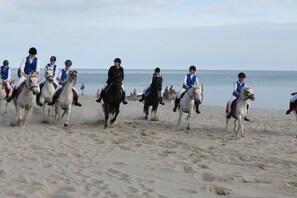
[{"x1": 0, "y1": 96, "x2": 296, "y2": 198}]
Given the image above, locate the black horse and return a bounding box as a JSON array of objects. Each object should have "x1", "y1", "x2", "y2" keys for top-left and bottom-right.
[
  {"x1": 102, "y1": 80, "x2": 123, "y2": 128},
  {"x1": 143, "y1": 76, "x2": 163, "y2": 120}
]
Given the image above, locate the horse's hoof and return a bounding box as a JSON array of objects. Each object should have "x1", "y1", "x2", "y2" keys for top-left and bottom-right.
[
  {"x1": 110, "y1": 120, "x2": 114, "y2": 125},
  {"x1": 64, "y1": 123, "x2": 68, "y2": 127},
  {"x1": 186, "y1": 126, "x2": 190, "y2": 130},
  {"x1": 145, "y1": 117, "x2": 148, "y2": 120}
]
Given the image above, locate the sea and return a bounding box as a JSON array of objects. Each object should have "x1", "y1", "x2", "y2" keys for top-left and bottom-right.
[{"x1": 9, "y1": 69, "x2": 297, "y2": 110}]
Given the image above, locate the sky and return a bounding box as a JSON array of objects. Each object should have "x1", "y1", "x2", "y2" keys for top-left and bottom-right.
[{"x1": 0, "y1": 0, "x2": 297, "y2": 70}]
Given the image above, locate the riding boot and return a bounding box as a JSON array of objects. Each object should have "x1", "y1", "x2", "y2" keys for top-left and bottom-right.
[
  {"x1": 244, "y1": 117, "x2": 250, "y2": 121},
  {"x1": 6, "y1": 88, "x2": 17, "y2": 102},
  {"x1": 73, "y1": 98, "x2": 82, "y2": 106},
  {"x1": 160, "y1": 97, "x2": 165, "y2": 105},
  {"x1": 173, "y1": 98, "x2": 180, "y2": 112},
  {"x1": 139, "y1": 94, "x2": 145, "y2": 102},
  {"x1": 47, "y1": 94, "x2": 57, "y2": 106},
  {"x1": 36, "y1": 93, "x2": 43, "y2": 106},
  {"x1": 286, "y1": 102, "x2": 294, "y2": 114},
  {"x1": 36, "y1": 83, "x2": 44, "y2": 106},
  {"x1": 122, "y1": 91, "x2": 128, "y2": 105},
  {"x1": 96, "y1": 91, "x2": 104, "y2": 103},
  {"x1": 195, "y1": 103, "x2": 201, "y2": 114}
]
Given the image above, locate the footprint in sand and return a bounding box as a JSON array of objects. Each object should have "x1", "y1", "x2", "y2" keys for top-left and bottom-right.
[
  {"x1": 179, "y1": 188, "x2": 198, "y2": 194},
  {"x1": 175, "y1": 164, "x2": 193, "y2": 173},
  {"x1": 208, "y1": 184, "x2": 231, "y2": 195},
  {"x1": 195, "y1": 172, "x2": 216, "y2": 182}
]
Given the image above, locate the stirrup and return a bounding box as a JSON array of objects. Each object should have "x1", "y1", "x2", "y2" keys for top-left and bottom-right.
[
  {"x1": 244, "y1": 117, "x2": 250, "y2": 121},
  {"x1": 74, "y1": 102, "x2": 82, "y2": 107}
]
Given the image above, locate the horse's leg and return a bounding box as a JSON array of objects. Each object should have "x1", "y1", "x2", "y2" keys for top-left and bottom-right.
[
  {"x1": 225, "y1": 115, "x2": 229, "y2": 131},
  {"x1": 177, "y1": 109, "x2": 183, "y2": 129},
  {"x1": 104, "y1": 103, "x2": 109, "y2": 129},
  {"x1": 233, "y1": 119, "x2": 238, "y2": 133},
  {"x1": 144, "y1": 103, "x2": 148, "y2": 120},
  {"x1": 110, "y1": 104, "x2": 120, "y2": 125},
  {"x1": 4, "y1": 101, "x2": 8, "y2": 113},
  {"x1": 22, "y1": 107, "x2": 32, "y2": 129},
  {"x1": 64, "y1": 105, "x2": 71, "y2": 127},
  {"x1": 239, "y1": 116, "x2": 245, "y2": 137},
  {"x1": 186, "y1": 110, "x2": 192, "y2": 130}
]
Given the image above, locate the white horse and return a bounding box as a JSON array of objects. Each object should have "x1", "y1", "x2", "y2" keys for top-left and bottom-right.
[
  {"x1": 55, "y1": 70, "x2": 77, "y2": 127},
  {"x1": 0, "y1": 77, "x2": 9, "y2": 113},
  {"x1": 225, "y1": 86, "x2": 255, "y2": 137},
  {"x1": 177, "y1": 85, "x2": 203, "y2": 130},
  {"x1": 40, "y1": 67, "x2": 56, "y2": 116},
  {"x1": 13, "y1": 72, "x2": 39, "y2": 128}
]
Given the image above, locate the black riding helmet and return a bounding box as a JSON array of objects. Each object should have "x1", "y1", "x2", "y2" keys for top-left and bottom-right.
[
  {"x1": 238, "y1": 72, "x2": 246, "y2": 78},
  {"x1": 28, "y1": 47, "x2": 37, "y2": 55},
  {"x1": 65, "y1": 59, "x2": 72, "y2": 66},
  {"x1": 3, "y1": 60, "x2": 9, "y2": 66},
  {"x1": 114, "y1": 58, "x2": 121, "y2": 64},
  {"x1": 155, "y1": 67, "x2": 160, "y2": 73},
  {"x1": 50, "y1": 56, "x2": 56, "y2": 61},
  {"x1": 189, "y1": 65, "x2": 196, "y2": 71}
]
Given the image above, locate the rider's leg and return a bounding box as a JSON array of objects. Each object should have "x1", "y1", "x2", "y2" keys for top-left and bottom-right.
[
  {"x1": 96, "y1": 83, "x2": 108, "y2": 103},
  {"x1": 36, "y1": 82, "x2": 45, "y2": 106},
  {"x1": 4, "y1": 82, "x2": 11, "y2": 99},
  {"x1": 139, "y1": 87, "x2": 147, "y2": 102},
  {"x1": 173, "y1": 88, "x2": 184, "y2": 112},
  {"x1": 286, "y1": 95, "x2": 297, "y2": 114},
  {"x1": 159, "y1": 90, "x2": 165, "y2": 105},
  {"x1": 121, "y1": 85, "x2": 128, "y2": 105},
  {"x1": 6, "y1": 76, "x2": 25, "y2": 102},
  {"x1": 226, "y1": 96, "x2": 237, "y2": 118},
  {"x1": 72, "y1": 87, "x2": 82, "y2": 106}
]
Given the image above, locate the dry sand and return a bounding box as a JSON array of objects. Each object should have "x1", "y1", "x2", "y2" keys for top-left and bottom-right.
[{"x1": 0, "y1": 96, "x2": 297, "y2": 198}]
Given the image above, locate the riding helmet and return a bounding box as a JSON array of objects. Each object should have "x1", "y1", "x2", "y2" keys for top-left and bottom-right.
[
  {"x1": 65, "y1": 59, "x2": 72, "y2": 66},
  {"x1": 114, "y1": 58, "x2": 121, "y2": 64},
  {"x1": 50, "y1": 56, "x2": 56, "y2": 61},
  {"x1": 238, "y1": 72, "x2": 246, "y2": 78},
  {"x1": 3, "y1": 60, "x2": 9, "y2": 66},
  {"x1": 155, "y1": 67, "x2": 160, "y2": 73},
  {"x1": 189, "y1": 65, "x2": 196, "y2": 71},
  {"x1": 28, "y1": 47, "x2": 37, "y2": 55}
]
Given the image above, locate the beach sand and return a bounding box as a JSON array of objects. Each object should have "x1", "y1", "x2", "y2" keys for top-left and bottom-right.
[{"x1": 0, "y1": 96, "x2": 297, "y2": 198}]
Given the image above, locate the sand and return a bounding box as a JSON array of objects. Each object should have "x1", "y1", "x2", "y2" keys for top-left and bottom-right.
[{"x1": 0, "y1": 96, "x2": 297, "y2": 198}]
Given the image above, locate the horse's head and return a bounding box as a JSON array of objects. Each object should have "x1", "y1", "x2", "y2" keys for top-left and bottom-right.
[
  {"x1": 68, "y1": 70, "x2": 78, "y2": 83},
  {"x1": 27, "y1": 72, "x2": 39, "y2": 95},
  {"x1": 191, "y1": 85, "x2": 203, "y2": 105},
  {"x1": 241, "y1": 86, "x2": 255, "y2": 101},
  {"x1": 45, "y1": 67, "x2": 54, "y2": 83}
]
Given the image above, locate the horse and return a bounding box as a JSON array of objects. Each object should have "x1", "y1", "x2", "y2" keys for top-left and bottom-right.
[
  {"x1": 225, "y1": 86, "x2": 255, "y2": 137},
  {"x1": 177, "y1": 85, "x2": 203, "y2": 130},
  {"x1": 13, "y1": 72, "x2": 39, "y2": 128},
  {"x1": 143, "y1": 76, "x2": 163, "y2": 120},
  {"x1": 0, "y1": 77, "x2": 9, "y2": 113},
  {"x1": 102, "y1": 80, "x2": 122, "y2": 128},
  {"x1": 164, "y1": 90, "x2": 176, "y2": 104},
  {"x1": 54, "y1": 70, "x2": 77, "y2": 127},
  {"x1": 40, "y1": 67, "x2": 56, "y2": 116}
]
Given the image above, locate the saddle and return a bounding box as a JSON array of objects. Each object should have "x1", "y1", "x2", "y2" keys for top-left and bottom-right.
[
  {"x1": 16, "y1": 82, "x2": 26, "y2": 98},
  {"x1": 2, "y1": 83, "x2": 11, "y2": 95},
  {"x1": 55, "y1": 88, "x2": 78, "y2": 102},
  {"x1": 226, "y1": 99, "x2": 249, "y2": 113}
]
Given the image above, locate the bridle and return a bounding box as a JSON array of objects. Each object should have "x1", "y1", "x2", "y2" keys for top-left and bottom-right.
[
  {"x1": 65, "y1": 70, "x2": 77, "y2": 84},
  {"x1": 240, "y1": 89, "x2": 254, "y2": 101},
  {"x1": 25, "y1": 74, "x2": 39, "y2": 91},
  {"x1": 187, "y1": 85, "x2": 203, "y2": 104},
  {"x1": 45, "y1": 67, "x2": 54, "y2": 81}
]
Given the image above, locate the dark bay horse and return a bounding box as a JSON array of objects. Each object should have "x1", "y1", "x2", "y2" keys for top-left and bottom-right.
[
  {"x1": 102, "y1": 80, "x2": 122, "y2": 128},
  {"x1": 143, "y1": 76, "x2": 163, "y2": 120}
]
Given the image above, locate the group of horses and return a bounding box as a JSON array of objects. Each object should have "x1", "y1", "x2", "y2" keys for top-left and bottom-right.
[{"x1": 0, "y1": 69, "x2": 273, "y2": 138}]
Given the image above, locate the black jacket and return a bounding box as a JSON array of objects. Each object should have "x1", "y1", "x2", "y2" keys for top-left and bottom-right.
[{"x1": 106, "y1": 66, "x2": 124, "y2": 84}]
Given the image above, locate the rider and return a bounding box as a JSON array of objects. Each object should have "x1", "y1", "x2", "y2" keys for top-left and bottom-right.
[
  {"x1": 36, "y1": 56, "x2": 59, "y2": 106},
  {"x1": 226, "y1": 72, "x2": 250, "y2": 121},
  {"x1": 173, "y1": 65, "x2": 200, "y2": 113},
  {"x1": 96, "y1": 58, "x2": 128, "y2": 105},
  {"x1": 0, "y1": 60, "x2": 12, "y2": 99},
  {"x1": 285, "y1": 92, "x2": 297, "y2": 115},
  {"x1": 139, "y1": 67, "x2": 165, "y2": 105},
  {"x1": 7, "y1": 47, "x2": 40, "y2": 102},
  {"x1": 47, "y1": 60, "x2": 82, "y2": 106}
]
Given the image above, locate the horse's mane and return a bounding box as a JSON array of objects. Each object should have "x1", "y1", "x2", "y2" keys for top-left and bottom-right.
[{"x1": 29, "y1": 72, "x2": 39, "y2": 79}]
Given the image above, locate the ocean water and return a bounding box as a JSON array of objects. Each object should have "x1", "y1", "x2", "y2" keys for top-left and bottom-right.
[{"x1": 10, "y1": 69, "x2": 297, "y2": 110}]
